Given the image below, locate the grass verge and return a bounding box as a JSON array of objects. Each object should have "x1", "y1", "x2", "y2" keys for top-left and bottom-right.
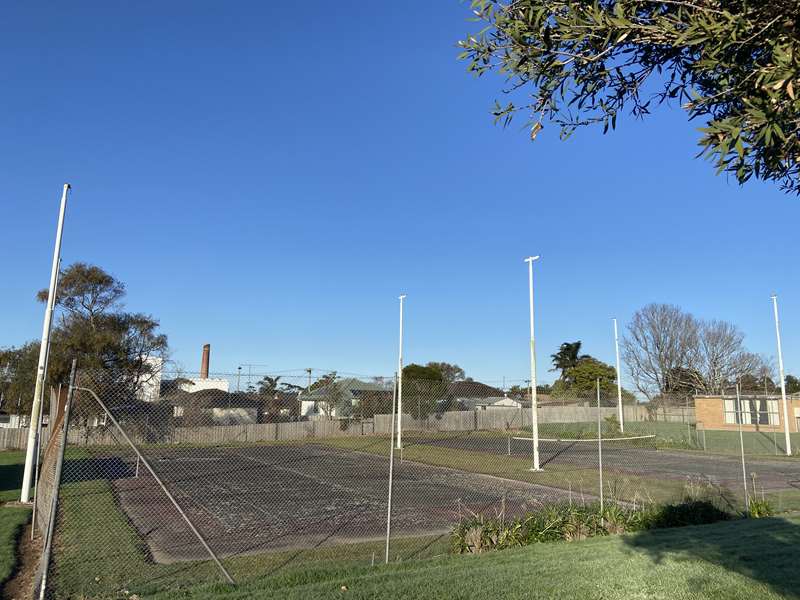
[
  {"x1": 0, "y1": 505, "x2": 31, "y2": 591},
  {"x1": 149, "y1": 515, "x2": 800, "y2": 600}
]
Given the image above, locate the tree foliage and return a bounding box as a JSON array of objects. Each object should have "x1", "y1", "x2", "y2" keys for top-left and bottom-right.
[
  {"x1": 1, "y1": 263, "x2": 169, "y2": 413},
  {"x1": 785, "y1": 375, "x2": 800, "y2": 395},
  {"x1": 425, "y1": 361, "x2": 466, "y2": 383},
  {"x1": 402, "y1": 363, "x2": 446, "y2": 419},
  {"x1": 460, "y1": 0, "x2": 800, "y2": 193},
  {"x1": 550, "y1": 341, "x2": 587, "y2": 379},
  {"x1": 0, "y1": 341, "x2": 39, "y2": 411}
]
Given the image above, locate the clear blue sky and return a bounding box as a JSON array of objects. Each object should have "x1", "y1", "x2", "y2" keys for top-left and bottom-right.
[{"x1": 1, "y1": 1, "x2": 798, "y2": 390}]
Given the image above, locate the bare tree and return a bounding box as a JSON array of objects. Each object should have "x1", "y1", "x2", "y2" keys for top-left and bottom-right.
[
  {"x1": 691, "y1": 320, "x2": 758, "y2": 395},
  {"x1": 622, "y1": 304, "x2": 700, "y2": 400},
  {"x1": 623, "y1": 304, "x2": 772, "y2": 400}
]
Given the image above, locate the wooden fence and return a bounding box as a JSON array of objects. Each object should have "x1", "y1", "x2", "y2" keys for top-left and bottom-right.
[{"x1": 0, "y1": 404, "x2": 666, "y2": 451}]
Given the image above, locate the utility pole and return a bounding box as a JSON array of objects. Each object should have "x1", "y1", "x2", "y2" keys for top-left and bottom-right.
[
  {"x1": 771, "y1": 295, "x2": 792, "y2": 456},
  {"x1": 524, "y1": 256, "x2": 542, "y2": 471},
  {"x1": 21, "y1": 183, "x2": 70, "y2": 503}
]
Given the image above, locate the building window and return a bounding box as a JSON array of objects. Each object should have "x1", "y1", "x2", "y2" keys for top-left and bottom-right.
[{"x1": 723, "y1": 398, "x2": 779, "y2": 425}]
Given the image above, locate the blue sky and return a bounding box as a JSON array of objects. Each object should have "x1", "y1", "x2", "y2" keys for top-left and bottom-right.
[{"x1": 1, "y1": 1, "x2": 798, "y2": 390}]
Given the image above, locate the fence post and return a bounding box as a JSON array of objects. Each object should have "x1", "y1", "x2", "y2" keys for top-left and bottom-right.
[
  {"x1": 597, "y1": 379, "x2": 604, "y2": 514},
  {"x1": 385, "y1": 374, "x2": 398, "y2": 564},
  {"x1": 35, "y1": 360, "x2": 77, "y2": 600},
  {"x1": 736, "y1": 385, "x2": 749, "y2": 512}
]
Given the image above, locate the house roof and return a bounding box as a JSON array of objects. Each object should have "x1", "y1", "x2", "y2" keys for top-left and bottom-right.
[
  {"x1": 166, "y1": 389, "x2": 265, "y2": 409},
  {"x1": 446, "y1": 381, "x2": 504, "y2": 399},
  {"x1": 302, "y1": 378, "x2": 391, "y2": 400}
]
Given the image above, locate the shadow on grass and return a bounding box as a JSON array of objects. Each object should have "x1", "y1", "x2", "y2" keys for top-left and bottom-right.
[
  {"x1": 0, "y1": 462, "x2": 23, "y2": 493},
  {"x1": 623, "y1": 516, "x2": 800, "y2": 598}
]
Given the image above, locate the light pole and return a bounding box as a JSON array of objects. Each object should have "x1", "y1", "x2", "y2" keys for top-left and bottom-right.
[
  {"x1": 613, "y1": 318, "x2": 625, "y2": 433},
  {"x1": 524, "y1": 256, "x2": 542, "y2": 471},
  {"x1": 396, "y1": 294, "x2": 406, "y2": 450},
  {"x1": 771, "y1": 295, "x2": 792, "y2": 456},
  {"x1": 21, "y1": 183, "x2": 70, "y2": 503}
]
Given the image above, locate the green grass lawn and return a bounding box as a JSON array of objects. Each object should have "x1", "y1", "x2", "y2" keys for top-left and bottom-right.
[
  {"x1": 0, "y1": 450, "x2": 26, "y2": 503},
  {"x1": 0, "y1": 450, "x2": 30, "y2": 595},
  {"x1": 50, "y1": 474, "x2": 448, "y2": 599},
  {"x1": 148, "y1": 515, "x2": 800, "y2": 600},
  {"x1": 0, "y1": 505, "x2": 30, "y2": 590}
]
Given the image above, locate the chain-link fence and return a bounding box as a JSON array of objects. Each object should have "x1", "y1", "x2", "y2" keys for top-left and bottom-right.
[{"x1": 34, "y1": 369, "x2": 800, "y2": 598}]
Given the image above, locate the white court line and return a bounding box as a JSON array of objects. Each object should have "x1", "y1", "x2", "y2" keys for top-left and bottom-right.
[{"x1": 512, "y1": 435, "x2": 657, "y2": 443}]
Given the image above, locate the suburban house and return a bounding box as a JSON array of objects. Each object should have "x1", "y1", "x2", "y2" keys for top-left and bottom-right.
[
  {"x1": 167, "y1": 388, "x2": 263, "y2": 425},
  {"x1": 0, "y1": 412, "x2": 26, "y2": 429},
  {"x1": 695, "y1": 394, "x2": 800, "y2": 432},
  {"x1": 444, "y1": 381, "x2": 505, "y2": 410},
  {"x1": 299, "y1": 378, "x2": 392, "y2": 419}
]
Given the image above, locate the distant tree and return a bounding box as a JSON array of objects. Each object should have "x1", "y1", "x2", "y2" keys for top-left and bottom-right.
[
  {"x1": 786, "y1": 375, "x2": 800, "y2": 395},
  {"x1": 693, "y1": 321, "x2": 771, "y2": 394},
  {"x1": 256, "y1": 375, "x2": 282, "y2": 396},
  {"x1": 506, "y1": 383, "x2": 550, "y2": 400},
  {"x1": 308, "y1": 372, "x2": 337, "y2": 392},
  {"x1": 402, "y1": 364, "x2": 445, "y2": 419},
  {"x1": 4, "y1": 263, "x2": 168, "y2": 415},
  {"x1": 0, "y1": 342, "x2": 39, "y2": 412},
  {"x1": 624, "y1": 304, "x2": 771, "y2": 399},
  {"x1": 623, "y1": 304, "x2": 700, "y2": 400},
  {"x1": 562, "y1": 357, "x2": 617, "y2": 400},
  {"x1": 402, "y1": 364, "x2": 443, "y2": 382},
  {"x1": 304, "y1": 373, "x2": 355, "y2": 419},
  {"x1": 425, "y1": 362, "x2": 466, "y2": 383},
  {"x1": 550, "y1": 342, "x2": 586, "y2": 380},
  {"x1": 357, "y1": 389, "x2": 394, "y2": 419},
  {"x1": 37, "y1": 262, "x2": 125, "y2": 327}
]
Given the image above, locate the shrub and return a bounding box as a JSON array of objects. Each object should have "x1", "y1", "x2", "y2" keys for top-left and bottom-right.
[
  {"x1": 450, "y1": 500, "x2": 732, "y2": 555},
  {"x1": 747, "y1": 499, "x2": 774, "y2": 519},
  {"x1": 643, "y1": 500, "x2": 731, "y2": 529}
]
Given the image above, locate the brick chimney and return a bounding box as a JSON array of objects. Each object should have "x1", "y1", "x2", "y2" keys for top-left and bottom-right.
[{"x1": 200, "y1": 344, "x2": 210, "y2": 379}]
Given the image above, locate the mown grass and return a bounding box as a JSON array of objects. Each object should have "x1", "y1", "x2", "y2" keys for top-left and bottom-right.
[
  {"x1": 51, "y1": 475, "x2": 448, "y2": 599},
  {"x1": 0, "y1": 450, "x2": 26, "y2": 503},
  {"x1": 0, "y1": 505, "x2": 30, "y2": 590},
  {"x1": 149, "y1": 515, "x2": 800, "y2": 600}
]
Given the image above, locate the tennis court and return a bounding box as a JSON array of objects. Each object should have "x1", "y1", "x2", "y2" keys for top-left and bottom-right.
[
  {"x1": 410, "y1": 431, "x2": 800, "y2": 492},
  {"x1": 105, "y1": 442, "x2": 578, "y2": 563}
]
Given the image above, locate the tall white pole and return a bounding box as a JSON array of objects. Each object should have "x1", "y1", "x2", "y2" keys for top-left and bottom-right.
[
  {"x1": 525, "y1": 256, "x2": 542, "y2": 471},
  {"x1": 613, "y1": 318, "x2": 625, "y2": 433},
  {"x1": 21, "y1": 183, "x2": 70, "y2": 503},
  {"x1": 396, "y1": 295, "x2": 406, "y2": 450},
  {"x1": 771, "y1": 295, "x2": 792, "y2": 456}
]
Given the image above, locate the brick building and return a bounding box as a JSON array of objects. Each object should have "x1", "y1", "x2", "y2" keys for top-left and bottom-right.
[{"x1": 695, "y1": 394, "x2": 800, "y2": 432}]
